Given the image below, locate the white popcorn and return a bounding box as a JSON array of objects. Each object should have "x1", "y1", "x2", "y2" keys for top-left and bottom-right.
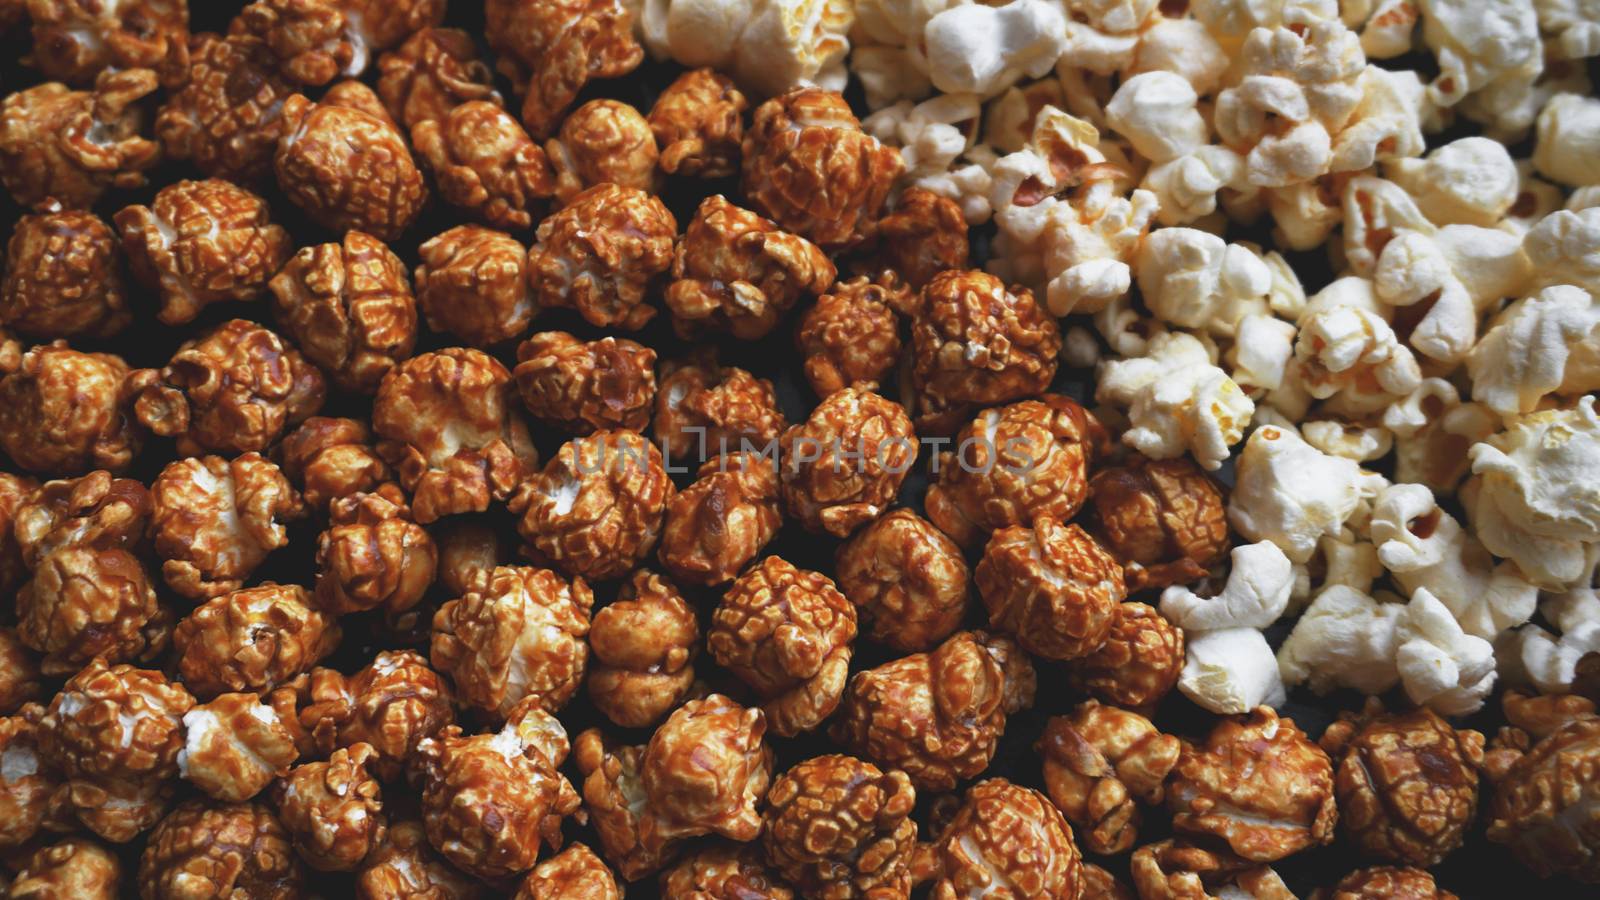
[
  {"x1": 1162, "y1": 542, "x2": 1296, "y2": 632},
  {"x1": 1228, "y1": 424, "x2": 1387, "y2": 563},
  {"x1": 848, "y1": 0, "x2": 968, "y2": 106},
  {"x1": 1302, "y1": 421, "x2": 1393, "y2": 462},
  {"x1": 1355, "y1": 0, "x2": 1421, "y2": 59},
  {"x1": 1340, "y1": 176, "x2": 1435, "y2": 277},
  {"x1": 1387, "y1": 136, "x2": 1520, "y2": 227},
  {"x1": 1468, "y1": 285, "x2": 1600, "y2": 417},
  {"x1": 1571, "y1": 186, "x2": 1600, "y2": 212},
  {"x1": 864, "y1": 93, "x2": 985, "y2": 215},
  {"x1": 1382, "y1": 379, "x2": 1501, "y2": 493},
  {"x1": 1394, "y1": 587, "x2": 1498, "y2": 716},
  {"x1": 1416, "y1": 0, "x2": 1542, "y2": 111},
  {"x1": 924, "y1": 0, "x2": 1067, "y2": 98},
  {"x1": 1130, "y1": 16, "x2": 1230, "y2": 96},
  {"x1": 1523, "y1": 207, "x2": 1600, "y2": 295},
  {"x1": 988, "y1": 107, "x2": 1114, "y2": 218},
  {"x1": 1509, "y1": 621, "x2": 1600, "y2": 694},
  {"x1": 1180, "y1": 628, "x2": 1289, "y2": 714},
  {"x1": 1135, "y1": 229, "x2": 1272, "y2": 335},
  {"x1": 1370, "y1": 482, "x2": 1539, "y2": 640},
  {"x1": 1161, "y1": 542, "x2": 1293, "y2": 715},
  {"x1": 1095, "y1": 332, "x2": 1255, "y2": 471},
  {"x1": 1366, "y1": 233, "x2": 1469, "y2": 366},
  {"x1": 1193, "y1": 0, "x2": 1343, "y2": 38},
  {"x1": 1061, "y1": 326, "x2": 1101, "y2": 369},
  {"x1": 1093, "y1": 291, "x2": 1160, "y2": 359},
  {"x1": 1534, "y1": 93, "x2": 1600, "y2": 188},
  {"x1": 1278, "y1": 585, "x2": 1403, "y2": 695},
  {"x1": 1329, "y1": 65, "x2": 1427, "y2": 175},
  {"x1": 1319, "y1": 529, "x2": 1385, "y2": 595},
  {"x1": 1467, "y1": 397, "x2": 1600, "y2": 590},
  {"x1": 641, "y1": 0, "x2": 856, "y2": 97},
  {"x1": 1228, "y1": 313, "x2": 1298, "y2": 394},
  {"x1": 1265, "y1": 181, "x2": 1342, "y2": 251},
  {"x1": 1502, "y1": 162, "x2": 1568, "y2": 235},
  {"x1": 1145, "y1": 147, "x2": 1248, "y2": 227},
  {"x1": 983, "y1": 81, "x2": 1064, "y2": 153},
  {"x1": 1294, "y1": 291, "x2": 1423, "y2": 412},
  {"x1": 1105, "y1": 72, "x2": 1207, "y2": 164},
  {"x1": 1537, "y1": 0, "x2": 1600, "y2": 59},
  {"x1": 1458, "y1": 38, "x2": 1591, "y2": 142},
  {"x1": 1263, "y1": 249, "x2": 1308, "y2": 319}
]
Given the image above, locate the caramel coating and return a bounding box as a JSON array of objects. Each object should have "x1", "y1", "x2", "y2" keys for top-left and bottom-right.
[
  {"x1": 655, "y1": 352, "x2": 786, "y2": 465},
  {"x1": 316, "y1": 487, "x2": 437, "y2": 619},
  {"x1": 832, "y1": 630, "x2": 1034, "y2": 792},
  {"x1": 377, "y1": 27, "x2": 500, "y2": 132},
  {"x1": 173, "y1": 583, "x2": 339, "y2": 699},
  {"x1": 232, "y1": 0, "x2": 364, "y2": 87},
  {"x1": 1486, "y1": 715, "x2": 1600, "y2": 881},
  {"x1": 509, "y1": 429, "x2": 671, "y2": 582},
  {"x1": 0, "y1": 471, "x2": 36, "y2": 597},
  {"x1": 357, "y1": 819, "x2": 483, "y2": 900},
  {"x1": 926, "y1": 395, "x2": 1106, "y2": 550},
  {"x1": 587, "y1": 569, "x2": 699, "y2": 728},
  {"x1": 132, "y1": 318, "x2": 326, "y2": 457},
  {"x1": 513, "y1": 331, "x2": 656, "y2": 436},
  {"x1": 659, "y1": 842, "x2": 795, "y2": 899},
  {"x1": 547, "y1": 98, "x2": 656, "y2": 204},
  {"x1": 0, "y1": 706, "x2": 64, "y2": 849},
  {"x1": 28, "y1": 0, "x2": 187, "y2": 85},
  {"x1": 372, "y1": 348, "x2": 537, "y2": 524},
  {"x1": 1, "y1": 207, "x2": 129, "y2": 339},
  {"x1": 149, "y1": 453, "x2": 305, "y2": 600},
  {"x1": 336, "y1": 0, "x2": 447, "y2": 51},
  {"x1": 0, "y1": 70, "x2": 160, "y2": 210},
  {"x1": 275, "y1": 93, "x2": 427, "y2": 240},
  {"x1": 1169, "y1": 707, "x2": 1338, "y2": 863},
  {"x1": 138, "y1": 800, "x2": 303, "y2": 900},
  {"x1": 666, "y1": 194, "x2": 835, "y2": 340},
  {"x1": 40, "y1": 657, "x2": 194, "y2": 781},
  {"x1": 283, "y1": 651, "x2": 454, "y2": 782},
  {"x1": 975, "y1": 519, "x2": 1124, "y2": 661},
  {"x1": 271, "y1": 231, "x2": 417, "y2": 394},
  {"x1": 117, "y1": 178, "x2": 291, "y2": 325},
  {"x1": 779, "y1": 386, "x2": 914, "y2": 537},
  {"x1": 274, "y1": 743, "x2": 386, "y2": 872},
  {"x1": 650, "y1": 68, "x2": 746, "y2": 179},
  {"x1": 414, "y1": 100, "x2": 554, "y2": 231},
  {"x1": 659, "y1": 452, "x2": 782, "y2": 587},
  {"x1": 18, "y1": 545, "x2": 167, "y2": 675},
  {"x1": 484, "y1": 0, "x2": 642, "y2": 138},
  {"x1": 61, "y1": 770, "x2": 173, "y2": 844},
  {"x1": 156, "y1": 33, "x2": 295, "y2": 184},
  {"x1": 514, "y1": 843, "x2": 621, "y2": 900},
  {"x1": 9, "y1": 837, "x2": 121, "y2": 900},
  {"x1": 795, "y1": 273, "x2": 906, "y2": 397},
  {"x1": 761, "y1": 754, "x2": 917, "y2": 899},
  {"x1": 1091, "y1": 456, "x2": 1232, "y2": 590},
  {"x1": 1039, "y1": 701, "x2": 1181, "y2": 855},
  {"x1": 1083, "y1": 862, "x2": 1137, "y2": 900},
  {"x1": 0, "y1": 344, "x2": 142, "y2": 475},
  {"x1": 1314, "y1": 866, "x2": 1459, "y2": 899},
  {"x1": 179, "y1": 692, "x2": 299, "y2": 803},
  {"x1": 414, "y1": 703, "x2": 582, "y2": 880},
  {"x1": 709, "y1": 556, "x2": 856, "y2": 736},
  {"x1": 414, "y1": 226, "x2": 536, "y2": 347},
  {"x1": 867, "y1": 187, "x2": 970, "y2": 290},
  {"x1": 275, "y1": 417, "x2": 390, "y2": 513},
  {"x1": 1130, "y1": 840, "x2": 1297, "y2": 900},
  {"x1": 432, "y1": 516, "x2": 507, "y2": 598},
  {"x1": 1067, "y1": 602, "x2": 1185, "y2": 711},
  {"x1": 741, "y1": 88, "x2": 903, "y2": 251},
  {"x1": 835, "y1": 508, "x2": 969, "y2": 653},
  {"x1": 526, "y1": 182, "x2": 676, "y2": 330},
  {"x1": 925, "y1": 779, "x2": 1083, "y2": 900},
  {"x1": 0, "y1": 628, "x2": 43, "y2": 713},
  {"x1": 12, "y1": 469, "x2": 149, "y2": 570}
]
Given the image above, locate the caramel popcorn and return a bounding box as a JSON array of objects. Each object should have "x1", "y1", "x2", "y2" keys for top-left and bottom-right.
[
  {"x1": 659, "y1": 842, "x2": 795, "y2": 899},
  {"x1": 432, "y1": 516, "x2": 507, "y2": 598},
  {"x1": 233, "y1": 0, "x2": 367, "y2": 86},
  {"x1": 514, "y1": 843, "x2": 621, "y2": 900},
  {"x1": 778, "y1": 386, "x2": 913, "y2": 537},
  {"x1": 1313, "y1": 866, "x2": 1460, "y2": 900},
  {"x1": 156, "y1": 33, "x2": 294, "y2": 184},
  {"x1": 1486, "y1": 714, "x2": 1600, "y2": 881},
  {"x1": 1090, "y1": 456, "x2": 1232, "y2": 590},
  {"x1": 178, "y1": 692, "x2": 299, "y2": 803},
  {"x1": 1130, "y1": 839, "x2": 1296, "y2": 900},
  {"x1": 0, "y1": 628, "x2": 42, "y2": 714},
  {"x1": 526, "y1": 182, "x2": 676, "y2": 330},
  {"x1": 413, "y1": 100, "x2": 555, "y2": 230},
  {"x1": 41, "y1": 657, "x2": 193, "y2": 781},
  {"x1": 513, "y1": 332, "x2": 656, "y2": 436},
  {"x1": 0, "y1": 705, "x2": 61, "y2": 850},
  {"x1": 794, "y1": 273, "x2": 905, "y2": 396},
  {"x1": 274, "y1": 743, "x2": 386, "y2": 871},
  {"x1": 588, "y1": 569, "x2": 698, "y2": 728},
  {"x1": 316, "y1": 487, "x2": 436, "y2": 620},
  {"x1": 0, "y1": 69, "x2": 160, "y2": 210},
  {"x1": 1067, "y1": 601, "x2": 1185, "y2": 711},
  {"x1": 9, "y1": 837, "x2": 121, "y2": 900},
  {"x1": 655, "y1": 352, "x2": 786, "y2": 464},
  {"x1": 547, "y1": 98, "x2": 658, "y2": 203},
  {"x1": 650, "y1": 68, "x2": 746, "y2": 179},
  {"x1": 1, "y1": 207, "x2": 129, "y2": 339},
  {"x1": 275, "y1": 417, "x2": 390, "y2": 513},
  {"x1": 285, "y1": 650, "x2": 454, "y2": 781},
  {"x1": 762, "y1": 754, "x2": 917, "y2": 897},
  {"x1": 376, "y1": 27, "x2": 500, "y2": 131},
  {"x1": 173, "y1": 583, "x2": 339, "y2": 699},
  {"x1": 867, "y1": 187, "x2": 971, "y2": 290},
  {"x1": 658, "y1": 452, "x2": 782, "y2": 587},
  {"x1": 834, "y1": 508, "x2": 969, "y2": 653},
  {"x1": 11, "y1": 470, "x2": 148, "y2": 570},
  {"x1": 484, "y1": 0, "x2": 642, "y2": 138},
  {"x1": 413, "y1": 226, "x2": 535, "y2": 348},
  {"x1": 0, "y1": 344, "x2": 142, "y2": 475},
  {"x1": 27, "y1": 0, "x2": 187, "y2": 84},
  {"x1": 924, "y1": 779, "x2": 1084, "y2": 900},
  {"x1": 18, "y1": 545, "x2": 167, "y2": 676},
  {"x1": 276, "y1": 93, "x2": 427, "y2": 240},
  {"x1": 138, "y1": 800, "x2": 303, "y2": 899},
  {"x1": 148, "y1": 453, "x2": 305, "y2": 600},
  {"x1": 270, "y1": 231, "x2": 416, "y2": 395},
  {"x1": 975, "y1": 519, "x2": 1125, "y2": 661},
  {"x1": 357, "y1": 819, "x2": 484, "y2": 900},
  {"x1": 58, "y1": 765, "x2": 173, "y2": 843},
  {"x1": 1039, "y1": 701, "x2": 1181, "y2": 855},
  {"x1": 741, "y1": 87, "x2": 903, "y2": 251}
]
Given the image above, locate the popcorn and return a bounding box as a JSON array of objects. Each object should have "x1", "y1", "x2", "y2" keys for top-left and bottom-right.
[
  {"x1": 1134, "y1": 229, "x2": 1271, "y2": 334},
  {"x1": 1468, "y1": 285, "x2": 1600, "y2": 416},
  {"x1": 1353, "y1": 0, "x2": 1421, "y2": 59},
  {"x1": 1371, "y1": 224, "x2": 1531, "y2": 365},
  {"x1": 1533, "y1": 93, "x2": 1600, "y2": 187},
  {"x1": 1160, "y1": 542, "x2": 1294, "y2": 715},
  {"x1": 1302, "y1": 421, "x2": 1393, "y2": 462},
  {"x1": 1537, "y1": 0, "x2": 1600, "y2": 59},
  {"x1": 1523, "y1": 207, "x2": 1600, "y2": 294},
  {"x1": 862, "y1": 92, "x2": 982, "y2": 208},
  {"x1": 1131, "y1": 17, "x2": 1229, "y2": 95},
  {"x1": 1058, "y1": 0, "x2": 1163, "y2": 76},
  {"x1": 923, "y1": 0, "x2": 1066, "y2": 98},
  {"x1": 846, "y1": 0, "x2": 961, "y2": 108},
  {"x1": 1105, "y1": 72, "x2": 1207, "y2": 165},
  {"x1": 1509, "y1": 620, "x2": 1600, "y2": 694},
  {"x1": 1278, "y1": 585, "x2": 1404, "y2": 696},
  {"x1": 1228, "y1": 425, "x2": 1387, "y2": 563},
  {"x1": 1387, "y1": 136, "x2": 1520, "y2": 227},
  {"x1": 1096, "y1": 332, "x2": 1255, "y2": 471},
  {"x1": 1329, "y1": 65, "x2": 1427, "y2": 175},
  {"x1": 1341, "y1": 176, "x2": 1435, "y2": 276},
  {"x1": 1294, "y1": 289, "x2": 1423, "y2": 412},
  {"x1": 1416, "y1": 0, "x2": 1542, "y2": 111},
  {"x1": 1228, "y1": 313, "x2": 1298, "y2": 394},
  {"x1": 637, "y1": 0, "x2": 855, "y2": 98},
  {"x1": 1143, "y1": 146, "x2": 1247, "y2": 227},
  {"x1": 1394, "y1": 587, "x2": 1497, "y2": 715}
]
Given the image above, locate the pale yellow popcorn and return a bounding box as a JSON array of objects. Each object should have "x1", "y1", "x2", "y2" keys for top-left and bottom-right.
[
  {"x1": 1370, "y1": 226, "x2": 1530, "y2": 365},
  {"x1": 1294, "y1": 283, "x2": 1423, "y2": 413},
  {"x1": 1502, "y1": 161, "x2": 1569, "y2": 235},
  {"x1": 1145, "y1": 146, "x2": 1247, "y2": 227},
  {"x1": 1416, "y1": 0, "x2": 1542, "y2": 111},
  {"x1": 864, "y1": 92, "x2": 982, "y2": 196},
  {"x1": 1130, "y1": 16, "x2": 1229, "y2": 95},
  {"x1": 1534, "y1": 93, "x2": 1600, "y2": 188},
  {"x1": 1353, "y1": 0, "x2": 1421, "y2": 59},
  {"x1": 1329, "y1": 65, "x2": 1427, "y2": 174},
  {"x1": 1278, "y1": 585, "x2": 1403, "y2": 695},
  {"x1": 1458, "y1": 37, "x2": 1591, "y2": 141},
  {"x1": 1393, "y1": 588, "x2": 1497, "y2": 715},
  {"x1": 1523, "y1": 207, "x2": 1600, "y2": 294},
  {"x1": 1340, "y1": 175, "x2": 1435, "y2": 276},
  {"x1": 847, "y1": 0, "x2": 968, "y2": 106},
  {"x1": 1095, "y1": 332, "x2": 1255, "y2": 471},
  {"x1": 1105, "y1": 72, "x2": 1207, "y2": 164},
  {"x1": 1507, "y1": 620, "x2": 1600, "y2": 694},
  {"x1": 1228, "y1": 313, "x2": 1298, "y2": 394},
  {"x1": 1228, "y1": 424, "x2": 1387, "y2": 563},
  {"x1": 1537, "y1": 0, "x2": 1600, "y2": 59},
  {"x1": 1381, "y1": 379, "x2": 1500, "y2": 494},
  {"x1": 923, "y1": 0, "x2": 1066, "y2": 97},
  {"x1": 1468, "y1": 285, "x2": 1600, "y2": 417},
  {"x1": 1135, "y1": 228, "x2": 1271, "y2": 335},
  {"x1": 1058, "y1": 0, "x2": 1162, "y2": 75},
  {"x1": 636, "y1": 0, "x2": 855, "y2": 97},
  {"x1": 1302, "y1": 421, "x2": 1393, "y2": 462},
  {"x1": 1265, "y1": 180, "x2": 1342, "y2": 250},
  {"x1": 1387, "y1": 136, "x2": 1520, "y2": 227},
  {"x1": 1161, "y1": 542, "x2": 1294, "y2": 715}
]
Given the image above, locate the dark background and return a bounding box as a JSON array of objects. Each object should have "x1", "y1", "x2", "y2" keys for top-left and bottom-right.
[{"x1": 0, "y1": 2, "x2": 1586, "y2": 897}]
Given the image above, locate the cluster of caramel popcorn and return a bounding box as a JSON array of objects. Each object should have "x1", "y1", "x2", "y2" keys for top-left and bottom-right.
[{"x1": 0, "y1": 1, "x2": 1596, "y2": 897}]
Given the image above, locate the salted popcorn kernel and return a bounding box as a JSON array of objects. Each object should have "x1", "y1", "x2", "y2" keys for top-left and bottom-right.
[
  {"x1": 1096, "y1": 332, "x2": 1255, "y2": 471},
  {"x1": 1469, "y1": 285, "x2": 1600, "y2": 417}
]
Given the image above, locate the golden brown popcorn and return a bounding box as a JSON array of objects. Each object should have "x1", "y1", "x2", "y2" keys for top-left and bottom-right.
[
  {"x1": 834, "y1": 508, "x2": 969, "y2": 653},
  {"x1": 1130, "y1": 840, "x2": 1298, "y2": 900},
  {"x1": 831, "y1": 630, "x2": 1034, "y2": 792},
  {"x1": 315, "y1": 487, "x2": 436, "y2": 620},
  {"x1": 413, "y1": 100, "x2": 554, "y2": 231},
  {"x1": 0, "y1": 471, "x2": 36, "y2": 596},
  {"x1": 318, "y1": 79, "x2": 394, "y2": 125},
  {"x1": 526, "y1": 182, "x2": 675, "y2": 330},
  {"x1": 509, "y1": 429, "x2": 671, "y2": 582},
  {"x1": 1485, "y1": 714, "x2": 1600, "y2": 881},
  {"x1": 9, "y1": 837, "x2": 121, "y2": 900},
  {"x1": 132, "y1": 318, "x2": 326, "y2": 457},
  {"x1": 148, "y1": 453, "x2": 306, "y2": 601},
  {"x1": 0, "y1": 69, "x2": 160, "y2": 210},
  {"x1": 513, "y1": 331, "x2": 656, "y2": 436},
  {"x1": 484, "y1": 0, "x2": 642, "y2": 138},
  {"x1": 138, "y1": 800, "x2": 304, "y2": 900},
  {"x1": 658, "y1": 452, "x2": 782, "y2": 588},
  {"x1": 1319, "y1": 700, "x2": 1485, "y2": 868},
  {"x1": 1312, "y1": 866, "x2": 1459, "y2": 900},
  {"x1": 779, "y1": 387, "x2": 914, "y2": 538},
  {"x1": 431, "y1": 564, "x2": 592, "y2": 719},
  {"x1": 27, "y1": 0, "x2": 187, "y2": 85},
  {"x1": 11, "y1": 469, "x2": 149, "y2": 570},
  {"x1": 173, "y1": 583, "x2": 340, "y2": 699},
  {"x1": 275, "y1": 93, "x2": 427, "y2": 240},
  {"x1": 1168, "y1": 707, "x2": 1338, "y2": 863},
  {"x1": 0, "y1": 628, "x2": 43, "y2": 714},
  {"x1": 923, "y1": 779, "x2": 1083, "y2": 900},
  {"x1": 275, "y1": 417, "x2": 392, "y2": 513},
  {"x1": 708, "y1": 556, "x2": 856, "y2": 737},
  {"x1": 232, "y1": 0, "x2": 366, "y2": 86},
  {"x1": 655, "y1": 352, "x2": 786, "y2": 465},
  {"x1": 413, "y1": 226, "x2": 535, "y2": 348},
  {"x1": 372, "y1": 348, "x2": 537, "y2": 524},
  {"x1": 588, "y1": 569, "x2": 698, "y2": 728},
  {"x1": 64, "y1": 765, "x2": 177, "y2": 844},
  {"x1": 116, "y1": 177, "x2": 291, "y2": 326},
  {"x1": 649, "y1": 68, "x2": 746, "y2": 179},
  {"x1": 334, "y1": 0, "x2": 446, "y2": 51},
  {"x1": 865, "y1": 187, "x2": 970, "y2": 290},
  {"x1": 432, "y1": 516, "x2": 507, "y2": 598},
  {"x1": 762, "y1": 754, "x2": 917, "y2": 898},
  {"x1": 659, "y1": 842, "x2": 795, "y2": 899},
  {"x1": 926, "y1": 395, "x2": 1106, "y2": 550},
  {"x1": 17, "y1": 545, "x2": 168, "y2": 676},
  {"x1": 178, "y1": 692, "x2": 299, "y2": 803},
  {"x1": 357, "y1": 819, "x2": 483, "y2": 900},
  {"x1": 975, "y1": 519, "x2": 1124, "y2": 661},
  {"x1": 1067, "y1": 602, "x2": 1184, "y2": 711},
  {"x1": 274, "y1": 743, "x2": 386, "y2": 872},
  {"x1": 0, "y1": 344, "x2": 143, "y2": 475},
  {"x1": 285, "y1": 650, "x2": 453, "y2": 781},
  {"x1": 376, "y1": 27, "x2": 500, "y2": 132},
  {"x1": 741, "y1": 87, "x2": 903, "y2": 251},
  {"x1": 908, "y1": 269, "x2": 1061, "y2": 433},
  {"x1": 794, "y1": 273, "x2": 906, "y2": 397},
  {"x1": 41, "y1": 657, "x2": 193, "y2": 781},
  {"x1": 413, "y1": 702, "x2": 582, "y2": 880},
  {"x1": 513, "y1": 843, "x2": 621, "y2": 900},
  {"x1": 547, "y1": 98, "x2": 657, "y2": 203},
  {"x1": 1090, "y1": 456, "x2": 1232, "y2": 590},
  {"x1": 666, "y1": 195, "x2": 835, "y2": 340},
  {"x1": 156, "y1": 33, "x2": 295, "y2": 184},
  {"x1": 0, "y1": 705, "x2": 65, "y2": 850},
  {"x1": 1, "y1": 207, "x2": 129, "y2": 340},
  {"x1": 1039, "y1": 701, "x2": 1181, "y2": 856},
  {"x1": 270, "y1": 231, "x2": 416, "y2": 395}
]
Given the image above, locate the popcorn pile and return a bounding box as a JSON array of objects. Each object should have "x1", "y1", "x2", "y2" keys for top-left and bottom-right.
[{"x1": 0, "y1": 0, "x2": 1597, "y2": 897}]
